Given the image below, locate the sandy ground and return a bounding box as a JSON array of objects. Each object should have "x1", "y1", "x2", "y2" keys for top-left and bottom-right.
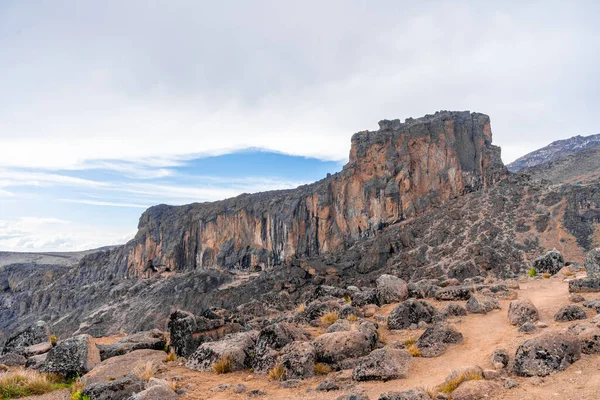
[{"x1": 158, "y1": 275, "x2": 600, "y2": 400}]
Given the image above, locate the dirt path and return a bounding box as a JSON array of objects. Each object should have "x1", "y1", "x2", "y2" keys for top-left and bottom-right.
[{"x1": 166, "y1": 276, "x2": 600, "y2": 400}]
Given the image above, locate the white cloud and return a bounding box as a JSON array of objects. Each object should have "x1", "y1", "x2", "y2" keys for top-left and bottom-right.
[{"x1": 59, "y1": 199, "x2": 150, "y2": 208}]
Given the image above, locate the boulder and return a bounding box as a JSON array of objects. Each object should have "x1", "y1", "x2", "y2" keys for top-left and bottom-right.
[
  {"x1": 81, "y1": 350, "x2": 166, "y2": 386},
  {"x1": 533, "y1": 250, "x2": 564, "y2": 275},
  {"x1": 434, "y1": 286, "x2": 472, "y2": 301},
  {"x1": 570, "y1": 324, "x2": 600, "y2": 354},
  {"x1": 2, "y1": 320, "x2": 50, "y2": 355},
  {"x1": 442, "y1": 303, "x2": 467, "y2": 317},
  {"x1": 351, "y1": 288, "x2": 378, "y2": 307},
  {"x1": 316, "y1": 378, "x2": 339, "y2": 391},
  {"x1": 97, "y1": 329, "x2": 167, "y2": 360},
  {"x1": 518, "y1": 322, "x2": 537, "y2": 334},
  {"x1": 328, "y1": 320, "x2": 352, "y2": 333},
  {"x1": 376, "y1": 275, "x2": 408, "y2": 305},
  {"x1": 26, "y1": 353, "x2": 48, "y2": 370},
  {"x1": 339, "y1": 304, "x2": 363, "y2": 319},
  {"x1": 513, "y1": 331, "x2": 581, "y2": 376},
  {"x1": 445, "y1": 366, "x2": 483, "y2": 382},
  {"x1": 40, "y1": 334, "x2": 100, "y2": 377},
  {"x1": 584, "y1": 248, "x2": 600, "y2": 279},
  {"x1": 0, "y1": 352, "x2": 26, "y2": 366},
  {"x1": 387, "y1": 300, "x2": 437, "y2": 330},
  {"x1": 352, "y1": 347, "x2": 411, "y2": 381},
  {"x1": 508, "y1": 299, "x2": 539, "y2": 326},
  {"x1": 378, "y1": 388, "x2": 432, "y2": 399},
  {"x1": 253, "y1": 322, "x2": 309, "y2": 373},
  {"x1": 303, "y1": 299, "x2": 343, "y2": 321},
  {"x1": 313, "y1": 330, "x2": 374, "y2": 364},
  {"x1": 168, "y1": 310, "x2": 198, "y2": 358},
  {"x1": 186, "y1": 331, "x2": 258, "y2": 372},
  {"x1": 451, "y1": 380, "x2": 501, "y2": 400},
  {"x1": 466, "y1": 294, "x2": 500, "y2": 314},
  {"x1": 491, "y1": 349, "x2": 509, "y2": 369},
  {"x1": 20, "y1": 342, "x2": 53, "y2": 358},
  {"x1": 569, "y1": 278, "x2": 600, "y2": 293},
  {"x1": 582, "y1": 300, "x2": 600, "y2": 312},
  {"x1": 416, "y1": 323, "x2": 463, "y2": 357},
  {"x1": 127, "y1": 385, "x2": 178, "y2": 400},
  {"x1": 82, "y1": 375, "x2": 146, "y2": 400},
  {"x1": 408, "y1": 280, "x2": 440, "y2": 299},
  {"x1": 554, "y1": 305, "x2": 587, "y2": 322},
  {"x1": 279, "y1": 341, "x2": 316, "y2": 379}
]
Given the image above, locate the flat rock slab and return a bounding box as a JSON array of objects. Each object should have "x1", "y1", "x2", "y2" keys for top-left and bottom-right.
[
  {"x1": 81, "y1": 349, "x2": 166, "y2": 385},
  {"x1": 569, "y1": 278, "x2": 600, "y2": 293}
]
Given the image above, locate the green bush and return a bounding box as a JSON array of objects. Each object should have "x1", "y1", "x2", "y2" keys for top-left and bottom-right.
[{"x1": 529, "y1": 268, "x2": 537, "y2": 278}]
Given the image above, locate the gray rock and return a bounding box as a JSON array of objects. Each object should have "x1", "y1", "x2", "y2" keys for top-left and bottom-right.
[
  {"x1": 504, "y1": 378, "x2": 519, "y2": 389},
  {"x1": 26, "y1": 353, "x2": 47, "y2": 369},
  {"x1": 328, "y1": 320, "x2": 352, "y2": 333},
  {"x1": 518, "y1": 322, "x2": 537, "y2": 334},
  {"x1": 336, "y1": 394, "x2": 370, "y2": 400},
  {"x1": 508, "y1": 299, "x2": 539, "y2": 326},
  {"x1": 378, "y1": 387, "x2": 432, "y2": 399},
  {"x1": 513, "y1": 331, "x2": 581, "y2": 376},
  {"x1": 416, "y1": 323, "x2": 463, "y2": 357},
  {"x1": 313, "y1": 330, "x2": 374, "y2": 364},
  {"x1": 316, "y1": 378, "x2": 339, "y2": 391},
  {"x1": 351, "y1": 289, "x2": 379, "y2": 307},
  {"x1": 83, "y1": 375, "x2": 146, "y2": 400},
  {"x1": 466, "y1": 294, "x2": 500, "y2": 314},
  {"x1": 376, "y1": 275, "x2": 408, "y2": 305},
  {"x1": 0, "y1": 352, "x2": 26, "y2": 366},
  {"x1": 387, "y1": 299, "x2": 436, "y2": 330},
  {"x1": 185, "y1": 331, "x2": 258, "y2": 372},
  {"x1": 248, "y1": 389, "x2": 267, "y2": 397},
  {"x1": 582, "y1": 300, "x2": 600, "y2": 312},
  {"x1": 98, "y1": 329, "x2": 167, "y2": 360},
  {"x1": 584, "y1": 248, "x2": 600, "y2": 279},
  {"x1": 554, "y1": 305, "x2": 587, "y2": 322},
  {"x1": 434, "y1": 286, "x2": 472, "y2": 301},
  {"x1": 127, "y1": 385, "x2": 178, "y2": 400},
  {"x1": 233, "y1": 383, "x2": 247, "y2": 393},
  {"x1": 253, "y1": 323, "x2": 309, "y2": 373},
  {"x1": 40, "y1": 334, "x2": 100, "y2": 377},
  {"x1": 168, "y1": 310, "x2": 199, "y2": 358},
  {"x1": 352, "y1": 347, "x2": 411, "y2": 381},
  {"x1": 491, "y1": 349, "x2": 509, "y2": 369},
  {"x1": 533, "y1": 250, "x2": 564, "y2": 275},
  {"x1": 279, "y1": 341, "x2": 316, "y2": 379},
  {"x1": 573, "y1": 325, "x2": 600, "y2": 354},
  {"x1": 2, "y1": 320, "x2": 50, "y2": 355},
  {"x1": 442, "y1": 303, "x2": 467, "y2": 317},
  {"x1": 451, "y1": 380, "x2": 501, "y2": 400},
  {"x1": 569, "y1": 278, "x2": 600, "y2": 293},
  {"x1": 569, "y1": 293, "x2": 585, "y2": 303}
]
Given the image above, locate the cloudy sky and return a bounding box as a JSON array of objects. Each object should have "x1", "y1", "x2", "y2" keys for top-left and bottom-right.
[{"x1": 1, "y1": 0, "x2": 599, "y2": 252}]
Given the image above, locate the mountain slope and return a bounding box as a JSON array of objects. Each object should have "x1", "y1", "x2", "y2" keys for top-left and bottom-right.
[
  {"x1": 518, "y1": 145, "x2": 600, "y2": 184},
  {"x1": 507, "y1": 133, "x2": 600, "y2": 172}
]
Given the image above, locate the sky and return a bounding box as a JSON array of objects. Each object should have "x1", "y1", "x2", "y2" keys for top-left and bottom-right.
[{"x1": 1, "y1": 0, "x2": 599, "y2": 252}]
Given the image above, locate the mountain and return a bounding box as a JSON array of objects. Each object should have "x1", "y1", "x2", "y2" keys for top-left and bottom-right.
[
  {"x1": 507, "y1": 133, "x2": 600, "y2": 172},
  {"x1": 1, "y1": 110, "x2": 598, "y2": 344},
  {"x1": 518, "y1": 144, "x2": 600, "y2": 185}
]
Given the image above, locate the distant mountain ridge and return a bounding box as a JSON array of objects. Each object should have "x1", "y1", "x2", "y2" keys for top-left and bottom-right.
[
  {"x1": 507, "y1": 133, "x2": 600, "y2": 172},
  {"x1": 518, "y1": 145, "x2": 600, "y2": 185}
]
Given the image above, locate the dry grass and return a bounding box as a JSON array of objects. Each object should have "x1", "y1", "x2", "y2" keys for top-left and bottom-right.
[
  {"x1": 320, "y1": 312, "x2": 338, "y2": 326},
  {"x1": 70, "y1": 378, "x2": 84, "y2": 395},
  {"x1": 406, "y1": 343, "x2": 421, "y2": 357},
  {"x1": 164, "y1": 349, "x2": 177, "y2": 362},
  {"x1": 542, "y1": 272, "x2": 551, "y2": 279},
  {"x1": 133, "y1": 361, "x2": 156, "y2": 381},
  {"x1": 167, "y1": 379, "x2": 179, "y2": 392},
  {"x1": 212, "y1": 355, "x2": 233, "y2": 374},
  {"x1": 0, "y1": 370, "x2": 68, "y2": 399},
  {"x1": 377, "y1": 327, "x2": 389, "y2": 345},
  {"x1": 346, "y1": 314, "x2": 359, "y2": 322},
  {"x1": 49, "y1": 334, "x2": 57, "y2": 347},
  {"x1": 296, "y1": 303, "x2": 306, "y2": 313},
  {"x1": 268, "y1": 364, "x2": 286, "y2": 381},
  {"x1": 314, "y1": 363, "x2": 331, "y2": 375},
  {"x1": 435, "y1": 370, "x2": 483, "y2": 395}
]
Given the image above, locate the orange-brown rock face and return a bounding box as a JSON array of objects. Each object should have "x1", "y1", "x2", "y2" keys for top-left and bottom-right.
[{"x1": 126, "y1": 111, "x2": 506, "y2": 275}]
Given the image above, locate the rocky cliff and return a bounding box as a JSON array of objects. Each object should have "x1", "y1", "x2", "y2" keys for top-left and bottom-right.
[{"x1": 126, "y1": 111, "x2": 506, "y2": 275}]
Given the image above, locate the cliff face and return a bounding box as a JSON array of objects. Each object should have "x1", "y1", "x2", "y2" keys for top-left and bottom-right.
[{"x1": 126, "y1": 111, "x2": 506, "y2": 275}]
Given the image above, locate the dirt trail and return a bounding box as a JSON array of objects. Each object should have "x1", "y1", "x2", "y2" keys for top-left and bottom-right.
[{"x1": 168, "y1": 277, "x2": 600, "y2": 400}]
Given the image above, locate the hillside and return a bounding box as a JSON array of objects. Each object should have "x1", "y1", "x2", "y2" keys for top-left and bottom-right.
[{"x1": 518, "y1": 145, "x2": 600, "y2": 184}]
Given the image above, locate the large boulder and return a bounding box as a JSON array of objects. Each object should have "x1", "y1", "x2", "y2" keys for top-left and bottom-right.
[
  {"x1": 313, "y1": 330, "x2": 374, "y2": 364},
  {"x1": 20, "y1": 342, "x2": 53, "y2": 358},
  {"x1": 352, "y1": 347, "x2": 411, "y2": 381},
  {"x1": 533, "y1": 250, "x2": 564, "y2": 275},
  {"x1": 2, "y1": 320, "x2": 50, "y2": 355},
  {"x1": 569, "y1": 278, "x2": 600, "y2": 293},
  {"x1": 585, "y1": 248, "x2": 600, "y2": 279},
  {"x1": 279, "y1": 341, "x2": 316, "y2": 379},
  {"x1": 253, "y1": 323, "x2": 309, "y2": 373},
  {"x1": 434, "y1": 286, "x2": 472, "y2": 301},
  {"x1": 577, "y1": 325, "x2": 600, "y2": 354},
  {"x1": 97, "y1": 330, "x2": 167, "y2": 360},
  {"x1": 40, "y1": 334, "x2": 100, "y2": 377},
  {"x1": 513, "y1": 331, "x2": 581, "y2": 376},
  {"x1": 351, "y1": 288, "x2": 378, "y2": 307},
  {"x1": 388, "y1": 300, "x2": 437, "y2": 330},
  {"x1": 466, "y1": 294, "x2": 500, "y2": 314},
  {"x1": 81, "y1": 350, "x2": 166, "y2": 386},
  {"x1": 186, "y1": 331, "x2": 258, "y2": 372},
  {"x1": 379, "y1": 388, "x2": 432, "y2": 399},
  {"x1": 82, "y1": 375, "x2": 146, "y2": 400},
  {"x1": 416, "y1": 323, "x2": 463, "y2": 358},
  {"x1": 168, "y1": 310, "x2": 199, "y2": 358},
  {"x1": 508, "y1": 299, "x2": 539, "y2": 326},
  {"x1": 554, "y1": 305, "x2": 587, "y2": 322},
  {"x1": 26, "y1": 353, "x2": 48, "y2": 370},
  {"x1": 376, "y1": 275, "x2": 408, "y2": 305},
  {"x1": 0, "y1": 352, "x2": 26, "y2": 366},
  {"x1": 451, "y1": 380, "x2": 501, "y2": 400},
  {"x1": 127, "y1": 384, "x2": 178, "y2": 400}
]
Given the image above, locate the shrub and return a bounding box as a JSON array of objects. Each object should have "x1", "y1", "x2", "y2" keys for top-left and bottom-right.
[
  {"x1": 529, "y1": 268, "x2": 537, "y2": 278},
  {"x1": 436, "y1": 370, "x2": 483, "y2": 394},
  {"x1": 343, "y1": 295, "x2": 352, "y2": 304},
  {"x1": 164, "y1": 349, "x2": 176, "y2": 362},
  {"x1": 346, "y1": 314, "x2": 358, "y2": 322},
  {"x1": 403, "y1": 337, "x2": 416, "y2": 346},
  {"x1": 268, "y1": 364, "x2": 286, "y2": 381},
  {"x1": 71, "y1": 391, "x2": 92, "y2": 400},
  {"x1": 133, "y1": 361, "x2": 156, "y2": 381},
  {"x1": 542, "y1": 272, "x2": 551, "y2": 279},
  {"x1": 0, "y1": 370, "x2": 68, "y2": 399},
  {"x1": 314, "y1": 363, "x2": 331, "y2": 375},
  {"x1": 50, "y1": 335, "x2": 57, "y2": 347},
  {"x1": 320, "y1": 312, "x2": 338, "y2": 326},
  {"x1": 406, "y1": 343, "x2": 421, "y2": 357},
  {"x1": 212, "y1": 355, "x2": 233, "y2": 374},
  {"x1": 296, "y1": 303, "x2": 306, "y2": 313}
]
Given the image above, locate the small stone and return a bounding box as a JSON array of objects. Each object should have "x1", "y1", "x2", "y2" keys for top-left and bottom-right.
[
  {"x1": 233, "y1": 384, "x2": 247, "y2": 393},
  {"x1": 483, "y1": 369, "x2": 500, "y2": 380},
  {"x1": 518, "y1": 322, "x2": 537, "y2": 334},
  {"x1": 554, "y1": 305, "x2": 587, "y2": 322},
  {"x1": 211, "y1": 384, "x2": 231, "y2": 392},
  {"x1": 491, "y1": 349, "x2": 509, "y2": 369},
  {"x1": 570, "y1": 294, "x2": 585, "y2": 303},
  {"x1": 504, "y1": 378, "x2": 519, "y2": 389},
  {"x1": 248, "y1": 389, "x2": 267, "y2": 397},
  {"x1": 316, "y1": 378, "x2": 339, "y2": 391}
]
